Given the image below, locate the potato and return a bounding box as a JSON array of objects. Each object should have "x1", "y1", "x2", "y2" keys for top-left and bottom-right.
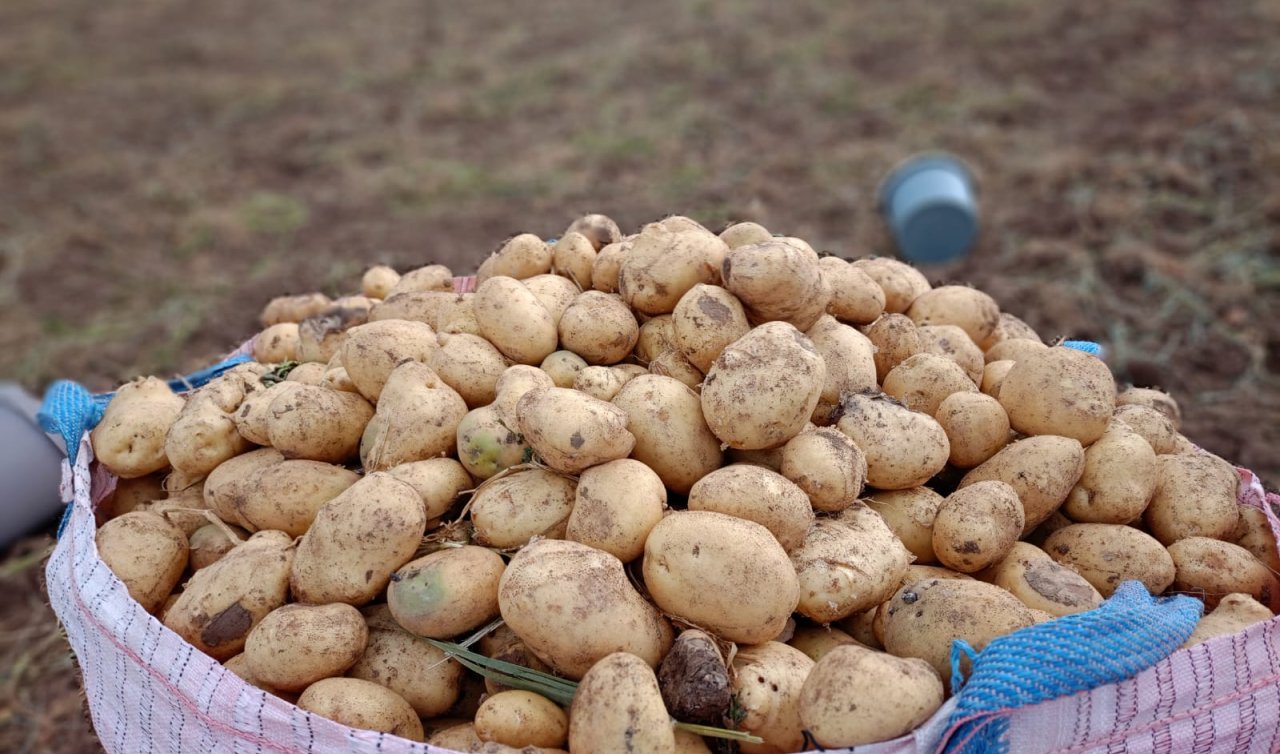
[
  {"x1": 981, "y1": 360, "x2": 1016, "y2": 398},
  {"x1": 918, "y1": 324, "x2": 984, "y2": 384},
  {"x1": 91, "y1": 377, "x2": 186, "y2": 479},
  {"x1": 1168, "y1": 537, "x2": 1278, "y2": 610},
  {"x1": 820, "y1": 256, "x2": 886, "y2": 325},
  {"x1": 729, "y1": 642, "x2": 814, "y2": 754},
  {"x1": 959, "y1": 435, "x2": 1085, "y2": 534},
  {"x1": 478, "y1": 233, "x2": 553, "y2": 282},
  {"x1": 722, "y1": 240, "x2": 831, "y2": 331},
  {"x1": 619, "y1": 221, "x2": 727, "y2": 315},
  {"x1": 792, "y1": 505, "x2": 912, "y2": 621},
  {"x1": 998, "y1": 346, "x2": 1117, "y2": 445},
  {"x1": 836, "y1": 392, "x2": 949, "y2": 490},
  {"x1": 243, "y1": 603, "x2": 368, "y2": 692},
  {"x1": 779, "y1": 427, "x2": 865, "y2": 513},
  {"x1": 349, "y1": 609, "x2": 465, "y2": 716},
  {"x1": 1234, "y1": 507, "x2": 1280, "y2": 573},
  {"x1": 983, "y1": 337, "x2": 1050, "y2": 366},
  {"x1": 860, "y1": 313, "x2": 922, "y2": 382},
  {"x1": 202, "y1": 448, "x2": 284, "y2": 526},
  {"x1": 266, "y1": 384, "x2": 373, "y2": 464},
  {"x1": 428, "y1": 723, "x2": 484, "y2": 750},
  {"x1": 935, "y1": 392, "x2": 1010, "y2": 469},
  {"x1": 932, "y1": 481, "x2": 1024, "y2": 573},
  {"x1": 231, "y1": 460, "x2": 359, "y2": 536},
  {"x1": 572, "y1": 365, "x2": 628, "y2": 401},
  {"x1": 474, "y1": 276, "x2": 559, "y2": 365},
  {"x1": 260, "y1": 292, "x2": 331, "y2": 326},
  {"x1": 644, "y1": 511, "x2": 800, "y2": 643},
  {"x1": 297, "y1": 677, "x2": 423, "y2": 742},
  {"x1": 385, "y1": 264, "x2": 452, "y2": 297},
  {"x1": 1062, "y1": 420, "x2": 1158, "y2": 524},
  {"x1": 522, "y1": 273, "x2": 580, "y2": 328},
  {"x1": 1145, "y1": 453, "x2": 1240, "y2": 545},
  {"x1": 658, "y1": 629, "x2": 730, "y2": 725},
  {"x1": 800, "y1": 644, "x2": 944, "y2": 748},
  {"x1": 649, "y1": 349, "x2": 705, "y2": 389},
  {"x1": 367, "y1": 290, "x2": 454, "y2": 325},
  {"x1": 1112, "y1": 404, "x2": 1178, "y2": 455},
  {"x1": 284, "y1": 361, "x2": 326, "y2": 385},
  {"x1": 701, "y1": 322, "x2": 826, "y2": 450},
  {"x1": 549, "y1": 232, "x2": 596, "y2": 289},
  {"x1": 188, "y1": 522, "x2": 244, "y2": 570},
  {"x1": 322, "y1": 366, "x2": 356, "y2": 393},
  {"x1": 906, "y1": 285, "x2": 1000, "y2": 346},
  {"x1": 360, "y1": 361, "x2": 466, "y2": 471},
  {"x1": 979, "y1": 542, "x2": 1103, "y2": 617},
  {"x1": 881, "y1": 578, "x2": 1036, "y2": 679},
  {"x1": 456, "y1": 405, "x2": 529, "y2": 481},
  {"x1": 99, "y1": 473, "x2": 166, "y2": 521},
  {"x1": 296, "y1": 318, "x2": 349, "y2": 365},
  {"x1": 670, "y1": 284, "x2": 751, "y2": 373},
  {"x1": 565, "y1": 459, "x2": 665, "y2": 562},
  {"x1": 165, "y1": 377, "x2": 255, "y2": 478},
  {"x1": 97, "y1": 512, "x2": 188, "y2": 613},
  {"x1": 539, "y1": 350, "x2": 588, "y2": 388},
  {"x1": 475, "y1": 691, "x2": 568, "y2": 749},
  {"x1": 290, "y1": 473, "x2": 426, "y2": 605},
  {"x1": 806, "y1": 315, "x2": 878, "y2": 404},
  {"x1": 557, "y1": 291, "x2": 640, "y2": 365},
  {"x1": 719, "y1": 221, "x2": 771, "y2": 249},
  {"x1": 499, "y1": 539, "x2": 673, "y2": 678},
  {"x1": 360, "y1": 265, "x2": 401, "y2": 299},
  {"x1": 1116, "y1": 386, "x2": 1182, "y2": 428},
  {"x1": 471, "y1": 468, "x2": 575, "y2": 548},
  {"x1": 851, "y1": 257, "x2": 930, "y2": 313},
  {"x1": 687, "y1": 464, "x2": 812, "y2": 551},
  {"x1": 435, "y1": 293, "x2": 481, "y2": 336},
  {"x1": 565, "y1": 213, "x2": 622, "y2": 251},
  {"x1": 633, "y1": 316, "x2": 675, "y2": 364},
  {"x1": 590, "y1": 237, "x2": 632, "y2": 293},
  {"x1": 570, "y1": 652, "x2": 674, "y2": 754},
  {"x1": 425, "y1": 332, "x2": 507, "y2": 408},
  {"x1": 516, "y1": 387, "x2": 634, "y2": 473},
  {"x1": 387, "y1": 546, "x2": 505, "y2": 638},
  {"x1": 614, "y1": 376, "x2": 722, "y2": 492},
  {"x1": 864, "y1": 487, "x2": 944, "y2": 565},
  {"x1": 883, "y1": 353, "x2": 978, "y2": 416},
  {"x1": 254, "y1": 323, "x2": 300, "y2": 363},
  {"x1": 1044, "y1": 523, "x2": 1176, "y2": 597},
  {"x1": 337, "y1": 319, "x2": 438, "y2": 402},
  {"x1": 492, "y1": 364, "x2": 556, "y2": 431},
  {"x1": 1183, "y1": 593, "x2": 1274, "y2": 648},
  {"x1": 788, "y1": 625, "x2": 863, "y2": 663}
]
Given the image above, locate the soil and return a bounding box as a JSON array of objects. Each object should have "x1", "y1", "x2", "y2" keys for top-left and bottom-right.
[{"x1": 1, "y1": 0, "x2": 1278, "y2": 752}]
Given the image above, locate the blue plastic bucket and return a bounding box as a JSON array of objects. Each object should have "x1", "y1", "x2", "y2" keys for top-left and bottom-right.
[{"x1": 878, "y1": 154, "x2": 979, "y2": 264}]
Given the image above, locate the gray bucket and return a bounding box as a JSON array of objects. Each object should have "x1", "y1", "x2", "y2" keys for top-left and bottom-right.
[
  {"x1": 0, "y1": 383, "x2": 66, "y2": 550},
  {"x1": 878, "y1": 154, "x2": 979, "y2": 264}
]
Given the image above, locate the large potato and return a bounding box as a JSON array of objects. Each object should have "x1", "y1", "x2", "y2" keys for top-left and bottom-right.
[
  {"x1": 361, "y1": 361, "x2": 467, "y2": 471},
  {"x1": 998, "y1": 346, "x2": 1117, "y2": 445},
  {"x1": 456, "y1": 405, "x2": 530, "y2": 481},
  {"x1": 850, "y1": 258, "x2": 931, "y2": 313},
  {"x1": 522, "y1": 275, "x2": 580, "y2": 329},
  {"x1": 836, "y1": 392, "x2": 949, "y2": 489},
  {"x1": 861, "y1": 313, "x2": 923, "y2": 382},
  {"x1": 918, "y1": 324, "x2": 984, "y2": 384},
  {"x1": 477, "y1": 233, "x2": 553, "y2": 281},
  {"x1": 570, "y1": 653, "x2": 674, "y2": 754},
  {"x1": 340, "y1": 319, "x2": 438, "y2": 402},
  {"x1": 92, "y1": 378, "x2": 186, "y2": 479},
  {"x1": 290, "y1": 473, "x2": 426, "y2": 605},
  {"x1": 932, "y1": 481, "x2": 1024, "y2": 573},
  {"x1": 618, "y1": 221, "x2": 727, "y2": 315},
  {"x1": 613, "y1": 375, "x2": 722, "y2": 493},
  {"x1": 959, "y1": 435, "x2": 1085, "y2": 534},
  {"x1": 474, "y1": 276, "x2": 559, "y2": 365},
  {"x1": 799, "y1": 645, "x2": 944, "y2": 748},
  {"x1": 644, "y1": 511, "x2": 800, "y2": 643},
  {"x1": 1144, "y1": 453, "x2": 1240, "y2": 545},
  {"x1": 203, "y1": 447, "x2": 285, "y2": 527},
  {"x1": 779, "y1": 427, "x2": 866, "y2": 513},
  {"x1": 387, "y1": 546, "x2": 505, "y2": 638},
  {"x1": 935, "y1": 392, "x2": 1011, "y2": 468},
  {"x1": 498, "y1": 539, "x2": 673, "y2": 679},
  {"x1": 806, "y1": 315, "x2": 878, "y2": 405},
  {"x1": 701, "y1": 322, "x2": 826, "y2": 449},
  {"x1": 428, "y1": 332, "x2": 509, "y2": 408},
  {"x1": 820, "y1": 257, "x2": 886, "y2": 325},
  {"x1": 1112, "y1": 404, "x2": 1178, "y2": 455},
  {"x1": 1183, "y1": 594, "x2": 1274, "y2": 648},
  {"x1": 979, "y1": 542, "x2": 1102, "y2": 617},
  {"x1": 1167, "y1": 537, "x2": 1278, "y2": 611},
  {"x1": 231, "y1": 460, "x2": 359, "y2": 536},
  {"x1": 565, "y1": 459, "x2": 666, "y2": 562},
  {"x1": 492, "y1": 364, "x2": 556, "y2": 431},
  {"x1": 97, "y1": 511, "x2": 188, "y2": 614},
  {"x1": 906, "y1": 285, "x2": 1000, "y2": 346},
  {"x1": 672, "y1": 284, "x2": 751, "y2": 373},
  {"x1": 386, "y1": 457, "x2": 472, "y2": 521},
  {"x1": 792, "y1": 504, "x2": 912, "y2": 621},
  {"x1": 267, "y1": 384, "x2": 373, "y2": 464},
  {"x1": 687, "y1": 464, "x2": 813, "y2": 551},
  {"x1": 244, "y1": 603, "x2": 368, "y2": 692},
  {"x1": 557, "y1": 291, "x2": 640, "y2": 365},
  {"x1": 516, "y1": 387, "x2": 634, "y2": 473},
  {"x1": 722, "y1": 239, "x2": 830, "y2": 330},
  {"x1": 471, "y1": 469, "x2": 576, "y2": 548},
  {"x1": 297, "y1": 677, "x2": 424, "y2": 742},
  {"x1": 730, "y1": 642, "x2": 815, "y2": 754},
  {"x1": 865, "y1": 487, "x2": 945, "y2": 565},
  {"x1": 883, "y1": 353, "x2": 977, "y2": 416},
  {"x1": 1044, "y1": 523, "x2": 1176, "y2": 597},
  {"x1": 166, "y1": 372, "x2": 257, "y2": 478},
  {"x1": 165, "y1": 530, "x2": 294, "y2": 659},
  {"x1": 1062, "y1": 420, "x2": 1158, "y2": 524}
]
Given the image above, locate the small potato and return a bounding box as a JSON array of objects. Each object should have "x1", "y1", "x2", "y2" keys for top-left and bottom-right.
[
  {"x1": 297, "y1": 677, "x2": 423, "y2": 742},
  {"x1": 723, "y1": 239, "x2": 831, "y2": 330},
  {"x1": 907, "y1": 285, "x2": 1000, "y2": 346},
  {"x1": 1116, "y1": 386, "x2": 1182, "y2": 428},
  {"x1": 959, "y1": 435, "x2": 1085, "y2": 534},
  {"x1": 387, "y1": 457, "x2": 472, "y2": 520},
  {"x1": 1234, "y1": 507, "x2": 1280, "y2": 573},
  {"x1": 477, "y1": 233, "x2": 553, "y2": 282},
  {"x1": 730, "y1": 642, "x2": 814, "y2": 754},
  {"x1": 284, "y1": 361, "x2": 326, "y2": 385},
  {"x1": 188, "y1": 523, "x2": 245, "y2": 570},
  {"x1": 97, "y1": 512, "x2": 188, "y2": 613},
  {"x1": 779, "y1": 427, "x2": 866, "y2": 512},
  {"x1": 865, "y1": 487, "x2": 945, "y2": 565},
  {"x1": 881, "y1": 578, "x2": 1036, "y2": 679},
  {"x1": 861, "y1": 313, "x2": 923, "y2": 382},
  {"x1": 1168, "y1": 537, "x2": 1278, "y2": 610},
  {"x1": 492, "y1": 364, "x2": 556, "y2": 431},
  {"x1": 456, "y1": 405, "x2": 530, "y2": 480},
  {"x1": 540, "y1": 350, "x2": 588, "y2": 388},
  {"x1": 644, "y1": 511, "x2": 800, "y2": 643},
  {"x1": 254, "y1": 323, "x2": 300, "y2": 363},
  {"x1": 361, "y1": 362, "x2": 467, "y2": 471},
  {"x1": 245, "y1": 603, "x2": 368, "y2": 692},
  {"x1": 788, "y1": 626, "x2": 863, "y2": 663},
  {"x1": 471, "y1": 468, "x2": 576, "y2": 548},
  {"x1": 979, "y1": 542, "x2": 1102, "y2": 617},
  {"x1": 806, "y1": 315, "x2": 878, "y2": 405},
  {"x1": 935, "y1": 391, "x2": 1011, "y2": 468},
  {"x1": 998, "y1": 346, "x2": 1117, "y2": 445},
  {"x1": 932, "y1": 481, "x2": 1024, "y2": 573},
  {"x1": 572, "y1": 365, "x2": 629, "y2": 401},
  {"x1": 883, "y1": 353, "x2": 977, "y2": 416},
  {"x1": 388, "y1": 546, "x2": 506, "y2": 638},
  {"x1": 558, "y1": 291, "x2": 640, "y2": 365},
  {"x1": 1183, "y1": 593, "x2": 1274, "y2": 647},
  {"x1": 619, "y1": 221, "x2": 726, "y2": 315},
  {"x1": 361, "y1": 265, "x2": 401, "y2": 299},
  {"x1": 649, "y1": 349, "x2": 705, "y2": 389},
  {"x1": 386, "y1": 264, "x2": 452, "y2": 296},
  {"x1": 1145, "y1": 453, "x2": 1240, "y2": 545},
  {"x1": 476, "y1": 691, "x2": 568, "y2": 749},
  {"x1": 428, "y1": 723, "x2": 483, "y2": 750},
  {"x1": 570, "y1": 653, "x2": 674, "y2": 754},
  {"x1": 260, "y1": 292, "x2": 331, "y2": 327},
  {"x1": 429, "y1": 332, "x2": 509, "y2": 408},
  {"x1": 268, "y1": 384, "x2": 373, "y2": 464},
  {"x1": 1063, "y1": 420, "x2": 1158, "y2": 524},
  {"x1": 590, "y1": 238, "x2": 631, "y2": 293},
  {"x1": 516, "y1": 387, "x2": 634, "y2": 474},
  {"x1": 701, "y1": 322, "x2": 826, "y2": 450},
  {"x1": 92, "y1": 377, "x2": 186, "y2": 479},
  {"x1": 566, "y1": 459, "x2": 666, "y2": 562},
  {"x1": 978, "y1": 312, "x2": 1042, "y2": 350},
  {"x1": 232, "y1": 460, "x2": 359, "y2": 536},
  {"x1": 436, "y1": 293, "x2": 481, "y2": 336},
  {"x1": 719, "y1": 221, "x2": 772, "y2": 249},
  {"x1": 1044, "y1": 523, "x2": 1176, "y2": 597},
  {"x1": 850, "y1": 257, "x2": 931, "y2": 313},
  {"x1": 523, "y1": 273, "x2": 580, "y2": 327},
  {"x1": 474, "y1": 276, "x2": 559, "y2": 365},
  {"x1": 500, "y1": 539, "x2": 673, "y2": 678},
  {"x1": 836, "y1": 392, "x2": 949, "y2": 490},
  {"x1": 918, "y1": 324, "x2": 984, "y2": 384},
  {"x1": 564, "y1": 213, "x2": 622, "y2": 251},
  {"x1": 1112, "y1": 404, "x2": 1178, "y2": 455},
  {"x1": 165, "y1": 377, "x2": 253, "y2": 478},
  {"x1": 980, "y1": 360, "x2": 1016, "y2": 398},
  {"x1": 793, "y1": 504, "x2": 912, "y2": 621},
  {"x1": 820, "y1": 256, "x2": 886, "y2": 325},
  {"x1": 800, "y1": 645, "x2": 943, "y2": 748},
  {"x1": 687, "y1": 464, "x2": 814, "y2": 551},
  {"x1": 635, "y1": 314, "x2": 679, "y2": 363},
  {"x1": 551, "y1": 231, "x2": 597, "y2": 288},
  {"x1": 612, "y1": 375, "x2": 723, "y2": 493},
  {"x1": 672, "y1": 284, "x2": 751, "y2": 373}
]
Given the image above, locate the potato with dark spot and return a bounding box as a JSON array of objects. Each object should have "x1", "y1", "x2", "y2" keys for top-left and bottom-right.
[
  {"x1": 565, "y1": 213, "x2": 622, "y2": 251},
  {"x1": 388, "y1": 546, "x2": 505, "y2": 639},
  {"x1": 571, "y1": 652, "x2": 675, "y2": 754},
  {"x1": 883, "y1": 353, "x2": 978, "y2": 416},
  {"x1": 232, "y1": 459, "x2": 360, "y2": 536},
  {"x1": 800, "y1": 644, "x2": 944, "y2": 748},
  {"x1": 1145, "y1": 453, "x2": 1240, "y2": 545},
  {"x1": 97, "y1": 511, "x2": 189, "y2": 614},
  {"x1": 836, "y1": 392, "x2": 949, "y2": 490},
  {"x1": 861, "y1": 313, "x2": 923, "y2": 382},
  {"x1": 687, "y1": 464, "x2": 813, "y2": 551},
  {"x1": 820, "y1": 256, "x2": 886, "y2": 325},
  {"x1": 340, "y1": 319, "x2": 439, "y2": 403},
  {"x1": 516, "y1": 387, "x2": 634, "y2": 474},
  {"x1": 978, "y1": 542, "x2": 1102, "y2": 617},
  {"x1": 1168, "y1": 537, "x2": 1278, "y2": 611},
  {"x1": 998, "y1": 346, "x2": 1117, "y2": 445},
  {"x1": 558, "y1": 291, "x2": 640, "y2": 365},
  {"x1": 932, "y1": 481, "x2": 1024, "y2": 573},
  {"x1": 456, "y1": 405, "x2": 530, "y2": 481},
  {"x1": 297, "y1": 677, "x2": 423, "y2": 742},
  {"x1": 672, "y1": 284, "x2": 751, "y2": 373},
  {"x1": 1063, "y1": 419, "x2": 1157, "y2": 524},
  {"x1": 566, "y1": 459, "x2": 666, "y2": 562},
  {"x1": 959, "y1": 435, "x2": 1084, "y2": 535},
  {"x1": 722, "y1": 239, "x2": 831, "y2": 330},
  {"x1": 792, "y1": 504, "x2": 912, "y2": 621},
  {"x1": 471, "y1": 468, "x2": 576, "y2": 548},
  {"x1": 918, "y1": 324, "x2": 985, "y2": 384},
  {"x1": 268, "y1": 384, "x2": 373, "y2": 464},
  {"x1": 658, "y1": 629, "x2": 730, "y2": 725},
  {"x1": 730, "y1": 641, "x2": 815, "y2": 754},
  {"x1": 1044, "y1": 523, "x2": 1176, "y2": 597},
  {"x1": 865, "y1": 487, "x2": 945, "y2": 565},
  {"x1": 779, "y1": 426, "x2": 866, "y2": 513},
  {"x1": 851, "y1": 258, "x2": 931, "y2": 313},
  {"x1": 254, "y1": 323, "x2": 300, "y2": 363},
  {"x1": 347, "y1": 607, "x2": 464, "y2": 717},
  {"x1": 619, "y1": 221, "x2": 727, "y2": 315},
  {"x1": 613, "y1": 375, "x2": 723, "y2": 494},
  {"x1": 907, "y1": 285, "x2": 1000, "y2": 346}
]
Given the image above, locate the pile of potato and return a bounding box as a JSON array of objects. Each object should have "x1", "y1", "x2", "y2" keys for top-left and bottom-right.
[{"x1": 89, "y1": 213, "x2": 1279, "y2": 753}]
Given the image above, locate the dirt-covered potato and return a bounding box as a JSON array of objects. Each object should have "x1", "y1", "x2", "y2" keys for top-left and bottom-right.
[
  {"x1": 618, "y1": 221, "x2": 727, "y2": 315},
  {"x1": 590, "y1": 238, "x2": 631, "y2": 293},
  {"x1": 1234, "y1": 507, "x2": 1280, "y2": 573},
  {"x1": 635, "y1": 314, "x2": 678, "y2": 363},
  {"x1": 266, "y1": 383, "x2": 373, "y2": 464},
  {"x1": 571, "y1": 365, "x2": 630, "y2": 401},
  {"x1": 97, "y1": 511, "x2": 188, "y2": 613},
  {"x1": 516, "y1": 387, "x2": 634, "y2": 473},
  {"x1": 367, "y1": 290, "x2": 453, "y2": 326},
  {"x1": 359, "y1": 265, "x2": 400, "y2": 299},
  {"x1": 983, "y1": 338, "x2": 1050, "y2": 365},
  {"x1": 474, "y1": 691, "x2": 568, "y2": 749},
  {"x1": 434, "y1": 292, "x2": 480, "y2": 336},
  {"x1": 1116, "y1": 386, "x2": 1182, "y2": 428},
  {"x1": 243, "y1": 603, "x2": 368, "y2": 692},
  {"x1": 881, "y1": 578, "x2": 1036, "y2": 678},
  {"x1": 719, "y1": 221, "x2": 771, "y2": 249},
  {"x1": 361, "y1": 361, "x2": 467, "y2": 471},
  {"x1": 658, "y1": 629, "x2": 730, "y2": 725},
  {"x1": 254, "y1": 323, "x2": 300, "y2": 363},
  {"x1": 387, "y1": 546, "x2": 505, "y2": 638},
  {"x1": 792, "y1": 505, "x2": 912, "y2": 621},
  {"x1": 979, "y1": 542, "x2": 1103, "y2": 617},
  {"x1": 491, "y1": 364, "x2": 556, "y2": 431},
  {"x1": 671, "y1": 284, "x2": 751, "y2": 373},
  {"x1": 722, "y1": 239, "x2": 831, "y2": 330},
  {"x1": 474, "y1": 276, "x2": 559, "y2": 365},
  {"x1": 788, "y1": 625, "x2": 863, "y2": 663},
  {"x1": 865, "y1": 487, "x2": 944, "y2": 565},
  {"x1": 644, "y1": 511, "x2": 800, "y2": 643},
  {"x1": 978, "y1": 312, "x2": 1042, "y2": 350},
  {"x1": 687, "y1": 464, "x2": 814, "y2": 551},
  {"x1": 836, "y1": 392, "x2": 949, "y2": 490},
  {"x1": 260, "y1": 292, "x2": 331, "y2": 327},
  {"x1": 1167, "y1": 537, "x2": 1278, "y2": 610},
  {"x1": 564, "y1": 213, "x2": 622, "y2": 251},
  {"x1": 649, "y1": 349, "x2": 705, "y2": 390},
  {"x1": 229, "y1": 459, "x2": 358, "y2": 536},
  {"x1": 779, "y1": 426, "x2": 866, "y2": 512},
  {"x1": 202, "y1": 448, "x2": 283, "y2": 526},
  {"x1": 499, "y1": 539, "x2": 673, "y2": 679},
  {"x1": 935, "y1": 392, "x2": 1011, "y2": 469},
  {"x1": 551, "y1": 231, "x2": 597, "y2": 288},
  {"x1": 1062, "y1": 420, "x2": 1158, "y2": 524},
  {"x1": 524, "y1": 270, "x2": 580, "y2": 325},
  {"x1": 91, "y1": 377, "x2": 186, "y2": 479},
  {"x1": 386, "y1": 457, "x2": 472, "y2": 520},
  {"x1": 932, "y1": 481, "x2": 1024, "y2": 573},
  {"x1": 558, "y1": 291, "x2": 640, "y2": 365},
  {"x1": 729, "y1": 641, "x2": 815, "y2": 754},
  {"x1": 980, "y1": 360, "x2": 1016, "y2": 398},
  {"x1": 476, "y1": 233, "x2": 553, "y2": 282},
  {"x1": 1145, "y1": 453, "x2": 1241, "y2": 545},
  {"x1": 1183, "y1": 594, "x2": 1274, "y2": 648},
  {"x1": 471, "y1": 468, "x2": 576, "y2": 548},
  {"x1": 456, "y1": 405, "x2": 529, "y2": 480},
  {"x1": 427, "y1": 723, "x2": 484, "y2": 751},
  {"x1": 860, "y1": 313, "x2": 923, "y2": 383},
  {"x1": 565, "y1": 459, "x2": 666, "y2": 562},
  {"x1": 701, "y1": 322, "x2": 826, "y2": 450},
  {"x1": 918, "y1": 324, "x2": 985, "y2": 384},
  {"x1": 284, "y1": 362, "x2": 326, "y2": 385},
  {"x1": 290, "y1": 473, "x2": 426, "y2": 605},
  {"x1": 570, "y1": 652, "x2": 675, "y2": 754},
  {"x1": 347, "y1": 608, "x2": 465, "y2": 718},
  {"x1": 998, "y1": 346, "x2": 1117, "y2": 445},
  {"x1": 613, "y1": 375, "x2": 723, "y2": 493},
  {"x1": 539, "y1": 350, "x2": 588, "y2": 388},
  {"x1": 851, "y1": 258, "x2": 931, "y2": 314},
  {"x1": 806, "y1": 315, "x2": 878, "y2": 405},
  {"x1": 906, "y1": 285, "x2": 1000, "y2": 347},
  {"x1": 1044, "y1": 523, "x2": 1176, "y2": 597},
  {"x1": 1112, "y1": 404, "x2": 1178, "y2": 455},
  {"x1": 297, "y1": 677, "x2": 423, "y2": 742},
  {"x1": 820, "y1": 256, "x2": 886, "y2": 325},
  {"x1": 883, "y1": 353, "x2": 978, "y2": 416},
  {"x1": 800, "y1": 644, "x2": 944, "y2": 748},
  {"x1": 165, "y1": 372, "x2": 257, "y2": 478},
  {"x1": 959, "y1": 435, "x2": 1085, "y2": 534},
  {"x1": 384, "y1": 264, "x2": 452, "y2": 297},
  {"x1": 426, "y1": 332, "x2": 508, "y2": 408}
]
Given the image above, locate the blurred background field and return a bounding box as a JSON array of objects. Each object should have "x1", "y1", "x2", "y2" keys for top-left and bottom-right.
[{"x1": 1, "y1": 0, "x2": 1278, "y2": 751}]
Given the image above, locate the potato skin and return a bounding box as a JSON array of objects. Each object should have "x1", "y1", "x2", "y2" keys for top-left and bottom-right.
[
  {"x1": 918, "y1": 324, "x2": 985, "y2": 384},
  {"x1": 998, "y1": 346, "x2": 1117, "y2": 445},
  {"x1": 558, "y1": 291, "x2": 640, "y2": 365},
  {"x1": 92, "y1": 377, "x2": 186, "y2": 479},
  {"x1": 687, "y1": 464, "x2": 813, "y2": 551},
  {"x1": 245, "y1": 603, "x2": 368, "y2": 692},
  {"x1": 1144, "y1": 454, "x2": 1240, "y2": 545},
  {"x1": 1116, "y1": 386, "x2": 1182, "y2": 428},
  {"x1": 565, "y1": 459, "x2": 666, "y2": 562},
  {"x1": 1063, "y1": 420, "x2": 1158, "y2": 524},
  {"x1": 360, "y1": 361, "x2": 467, "y2": 471},
  {"x1": 935, "y1": 391, "x2": 1010, "y2": 469},
  {"x1": 720, "y1": 221, "x2": 772, "y2": 249},
  {"x1": 1044, "y1": 523, "x2": 1176, "y2": 597},
  {"x1": 932, "y1": 481, "x2": 1024, "y2": 573},
  {"x1": 779, "y1": 427, "x2": 866, "y2": 513},
  {"x1": 97, "y1": 511, "x2": 189, "y2": 613},
  {"x1": 836, "y1": 392, "x2": 949, "y2": 490},
  {"x1": 474, "y1": 276, "x2": 559, "y2": 365},
  {"x1": 471, "y1": 469, "x2": 576, "y2": 548},
  {"x1": 203, "y1": 447, "x2": 285, "y2": 527},
  {"x1": 475, "y1": 690, "x2": 568, "y2": 749},
  {"x1": 613, "y1": 375, "x2": 723, "y2": 494},
  {"x1": 1167, "y1": 537, "x2": 1278, "y2": 611},
  {"x1": 267, "y1": 384, "x2": 373, "y2": 464},
  {"x1": 800, "y1": 644, "x2": 944, "y2": 748},
  {"x1": 865, "y1": 487, "x2": 944, "y2": 565},
  {"x1": 619, "y1": 221, "x2": 727, "y2": 316},
  {"x1": 478, "y1": 233, "x2": 553, "y2": 282},
  {"x1": 959, "y1": 435, "x2": 1084, "y2": 535},
  {"x1": 516, "y1": 387, "x2": 635, "y2": 474},
  {"x1": 979, "y1": 542, "x2": 1102, "y2": 617},
  {"x1": 297, "y1": 677, "x2": 424, "y2": 742},
  {"x1": 254, "y1": 323, "x2": 300, "y2": 363},
  {"x1": 565, "y1": 214, "x2": 622, "y2": 251},
  {"x1": 570, "y1": 653, "x2": 675, "y2": 754},
  {"x1": 883, "y1": 352, "x2": 977, "y2": 417},
  {"x1": 1234, "y1": 507, "x2": 1280, "y2": 573},
  {"x1": 1183, "y1": 594, "x2": 1274, "y2": 648},
  {"x1": 455, "y1": 405, "x2": 530, "y2": 481},
  {"x1": 591, "y1": 238, "x2": 631, "y2": 293},
  {"x1": 260, "y1": 292, "x2": 331, "y2": 327},
  {"x1": 672, "y1": 284, "x2": 751, "y2": 373},
  {"x1": 346, "y1": 613, "x2": 464, "y2": 718},
  {"x1": 492, "y1": 364, "x2": 556, "y2": 431},
  {"x1": 792, "y1": 505, "x2": 912, "y2": 621},
  {"x1": 1112, "y1": 404, "x2": 1178, "y2": 455},
  {"x1": 730, "y1": 642, "x2": 815, "y2": 754}
]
